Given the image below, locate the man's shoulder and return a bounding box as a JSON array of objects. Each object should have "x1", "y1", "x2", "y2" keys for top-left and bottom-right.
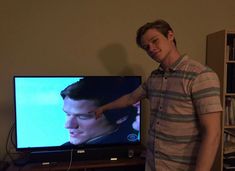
[
  {"x1": 179, "y1": 55, "x2": 209, "y2": 73},
  {"x1": 61, "y1": 141, "x2": 74, "y2": 146}
]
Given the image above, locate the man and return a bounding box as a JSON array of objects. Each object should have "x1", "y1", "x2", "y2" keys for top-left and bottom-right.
[
  {"x1": 60, "y1": 77, "x2": 140, "y2": 146},
  {"x1": 94, "y1": 19, "x2": 222, "y2": 171}
]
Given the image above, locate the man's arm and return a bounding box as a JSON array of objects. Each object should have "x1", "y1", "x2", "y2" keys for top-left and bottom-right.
[
  {"x1": 94, "y1": 86, "x2": 145, "y2": 118},
  {"x1": 194, "y1": 112, "x2": 221, "y2": 171}
]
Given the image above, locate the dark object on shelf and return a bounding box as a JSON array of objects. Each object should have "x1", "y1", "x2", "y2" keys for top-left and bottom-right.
[
  {"x1": 0, "y1": 161, "x2": 9, "y2": 171},
  {"x1": 227, "y1": 64, "x2": 235, "y2": 93}
]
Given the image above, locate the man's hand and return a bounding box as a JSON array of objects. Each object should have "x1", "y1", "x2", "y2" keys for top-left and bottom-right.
[{"x1": 92, "y1": 107, "x2": 105, "y2": 119}]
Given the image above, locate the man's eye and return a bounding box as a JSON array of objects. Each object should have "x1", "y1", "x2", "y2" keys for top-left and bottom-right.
[
  {"x1": 143, "y1": 45, "x2": 149, "y2": 51},
  {"x1": 76, "y1": 114, "x2": 94, "y2": 120},
  {"x1": 152, "y1": 39, "x2": 158, "y2": 43}
]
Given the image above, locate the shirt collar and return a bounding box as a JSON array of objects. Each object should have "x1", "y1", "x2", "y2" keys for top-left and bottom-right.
[
  {"x1": 170, "y1": 54, "x2": 187, "y2": 71},
  {"x1": 152, "y1": 54, "x2": 187, "y2": 75}
]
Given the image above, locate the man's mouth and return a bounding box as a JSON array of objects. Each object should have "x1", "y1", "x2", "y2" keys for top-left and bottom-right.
[
  {"x1": 70, "y1": 131, "x2": 83, "y2": 137},
  {"x1": 153, "y1": 50, "x2": 161, "y2": 56},
  {"x1": 149, "y1": 51, "x2": 159, "y2": 58}
]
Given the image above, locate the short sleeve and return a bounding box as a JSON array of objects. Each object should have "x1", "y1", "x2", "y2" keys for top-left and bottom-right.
[{"x1": 191, "y1": 69, "x2": 223, "y2": 115}]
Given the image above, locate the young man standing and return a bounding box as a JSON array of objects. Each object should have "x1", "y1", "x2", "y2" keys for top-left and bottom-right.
[{"x1": 95, "y1": 19, "x2": 222, "y2": 171}]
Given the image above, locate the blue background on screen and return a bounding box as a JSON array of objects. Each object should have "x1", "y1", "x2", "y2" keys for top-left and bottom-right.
[{"x1": 15, "y1": 77, "x2": 82, "y2": 148}]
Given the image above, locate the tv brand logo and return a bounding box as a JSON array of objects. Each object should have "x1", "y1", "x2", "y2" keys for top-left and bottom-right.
[
  {"x1": 127, "y1": 134, "x2": 138, "y2": 142},
  {"x1": 77, "y1": 150, "x2": 86, "y2": 154}
]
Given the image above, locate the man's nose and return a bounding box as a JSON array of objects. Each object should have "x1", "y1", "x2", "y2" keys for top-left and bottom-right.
[
  {"x1": 149, "y1": 43, "x2": 156, "y2": 52},
  {"x1": 65, "y1": 116, "x2": 78, "y2": 129}
]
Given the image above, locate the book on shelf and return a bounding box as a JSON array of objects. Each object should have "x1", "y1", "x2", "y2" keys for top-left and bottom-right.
[
  {"x1": 232, "y1": 38, "x2": 235, "y2": 61},
  {"x1": 225, "y1": 129, "x2": 235, "y2": 137},
  {"x1": 225, "y1": 97, "x2": 235, "y2": 125},
  {"x1": 225, "y1": 100, "x2": 229, "y2": 125},
  {"x1": 223, "y1": 163, "x2": 235, "y2": 170},
  {"x1": 229, "y1": 45, "x2": 235, "y2": 61},
  {"x1": 226, "y1": 45, "x2": 235, "y2": 61},
  {"x1": 226, "y1": 45, "x2": 230, "y2": 61},
  {"x1": 224, "y1": 141, "x2": 235, "y2": 154},
  {"x1": 224, "y1": 132, "x2": 235, "y2": 146},
  {"x1": 226, "y1": 37, "x2": 235, "y2": 61},
  {"x1": 224, "y1": 155, "x2": 235, "y2": 162},
  {"x1": 227, "y1": 37, "x2": 235, "y2": 61},
  {"x1": 224, "y1": 155, "x2": 235, "y2": 170},
  {"x1": 224, "y1": 129, "x2": 235, "y2": 145}
]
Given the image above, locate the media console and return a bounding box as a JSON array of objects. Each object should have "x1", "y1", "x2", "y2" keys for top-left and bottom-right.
[{"x1": 7, "y1": 157, "x2": 145, "y2": 171}]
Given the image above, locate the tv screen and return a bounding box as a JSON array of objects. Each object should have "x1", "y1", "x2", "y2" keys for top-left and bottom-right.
[{"x1": 14, "y1": 76, "x2": 142, "y2": 154}]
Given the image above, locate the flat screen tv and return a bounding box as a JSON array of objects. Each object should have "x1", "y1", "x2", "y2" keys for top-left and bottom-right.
[{"x1": 13, "y1": 76, "x2": 143, "y2": 163}]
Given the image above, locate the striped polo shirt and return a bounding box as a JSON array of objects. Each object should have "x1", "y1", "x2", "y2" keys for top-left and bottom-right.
[{"x1": 141, "y1": 55, "x2": 222, "y2": 171}]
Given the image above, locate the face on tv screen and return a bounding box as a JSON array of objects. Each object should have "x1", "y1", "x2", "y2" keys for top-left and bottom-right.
[{"x1": 14, "y1": 76, "x2": 141, "y2": 150}]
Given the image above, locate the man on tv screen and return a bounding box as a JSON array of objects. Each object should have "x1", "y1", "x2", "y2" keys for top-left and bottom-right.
[{"x1": 60, "y1": 76, "x2": 140, "y2": 146}]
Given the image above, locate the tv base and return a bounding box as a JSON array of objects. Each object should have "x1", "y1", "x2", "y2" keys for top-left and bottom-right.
[
  {"x1": 15, "y1": 144, "x2": 145, "y2": 165},
  {"x1": 8, "y1": 157, "x2": 145, "y2": 171}
]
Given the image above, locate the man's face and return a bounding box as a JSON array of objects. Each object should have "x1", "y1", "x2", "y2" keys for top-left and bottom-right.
[
  {"x1": 63, "y1": 97, "x2": 113, "y2": 145},
  {"x1": 141, "y1": 28, "x2": 174, "y2": 64}
]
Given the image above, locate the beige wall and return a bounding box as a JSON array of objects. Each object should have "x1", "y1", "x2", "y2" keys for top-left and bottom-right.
[{"x1": 1, "y1": 0, "x2": 235, "y2": 160}]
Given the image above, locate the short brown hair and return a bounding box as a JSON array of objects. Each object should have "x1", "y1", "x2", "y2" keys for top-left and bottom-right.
[{"x1": 136, "y1": 19, "x2": 177, "y2": 48}]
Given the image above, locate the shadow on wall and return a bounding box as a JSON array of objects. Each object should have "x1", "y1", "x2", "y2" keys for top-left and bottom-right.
[
  {"x1": 97, "y1": 43, "x2": 149, "y2": 145},
  {"x1": 97, "y1": 43, "x2": 144, "y2": 76}
]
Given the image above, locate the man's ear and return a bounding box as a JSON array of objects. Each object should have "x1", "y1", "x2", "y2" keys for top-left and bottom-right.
[
  {"x1": 167, "y1": 31, "x2": 174, "y2": 41},
  {"x1": 116, "y1": 115, "x2": 129, "y2": 124}
]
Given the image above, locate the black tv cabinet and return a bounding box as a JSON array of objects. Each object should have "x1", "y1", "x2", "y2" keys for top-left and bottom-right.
[{"x1": 7, "y1": 157, "x2": 145, "y2": 171}]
